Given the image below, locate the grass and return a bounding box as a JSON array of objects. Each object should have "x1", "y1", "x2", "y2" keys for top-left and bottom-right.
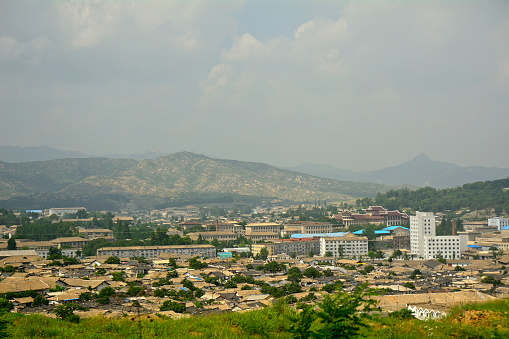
[{"x1": 1, "y1": 299, "x2": 508, "y2": 338}]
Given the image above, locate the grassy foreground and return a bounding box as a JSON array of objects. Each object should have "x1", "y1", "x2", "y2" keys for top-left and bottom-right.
[{"x1": 1, "y1": 299, "x2": 508, "y2": 339}]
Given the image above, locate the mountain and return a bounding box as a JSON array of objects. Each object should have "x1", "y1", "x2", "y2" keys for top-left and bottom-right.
[
  {"x1": 288, "y1": 154, "x2": 509, "y2": 189},
  {"x1": 359, "y1": 154, "x2": 509, "y2": 188},
  {"x1": 0, "y1": 152, "x2": 395, "y2": 210},
  {"x1": 0, "y1": 145, "x2": 167, "y2": 162},
  {"x1": 285, "y1": 163, "x2": 360, "y2": 182},
  {"x1": 0, "y1": 145, "x2": 90, "y2": 163}
]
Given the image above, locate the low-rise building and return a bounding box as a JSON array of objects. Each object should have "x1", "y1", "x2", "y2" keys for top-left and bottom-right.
[
  {"x1": 47, "y1": 207, "x2": 86, "y2": 217},
  {"x1": 187, "y1": 231, "x2": 238, "y2": 242},
  {"x1": 78, "y1": 228, "x2": 114, "y2": 240},
  {"x1": 488, "y1": 217, "x2": 509, "y2": 231},
  {"x1": 97, "y1": 244, "x2": 216, "y2": 258},
  {"x1": 50, "y1": 237, "x2": 90, "y2": 249}
]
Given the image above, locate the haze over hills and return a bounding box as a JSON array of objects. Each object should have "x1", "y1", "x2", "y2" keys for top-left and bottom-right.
[
  {"x1": 0, "y1": 152, "x2": 396, "y2": 210},
  {"x1": 287, "y1": 153, "x2": 509, "y2": 189},
  {"x1": 1, "y1": 146, "x2": 507, "y2": 192},
  {"x1": 0, "y1": 145, "x2": 167, "y2": 163}
]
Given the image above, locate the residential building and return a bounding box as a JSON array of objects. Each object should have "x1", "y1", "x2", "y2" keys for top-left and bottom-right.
[
  {"x1": 96, "y1": 244, "x2": 216, "y2": 258},
  {"x1": 49, "y1": 237, "x2": 90, "y2": 249},
  {"x1": 78, "y1": 228, "x2": 114, "y2": 240},
  {"x1": 319, "y1": 233, "x2": 368, "y2": 257},
  {"x1": 282, "y1": 222, "x2": 333, "y2": 236},
  {"x1": 187, "y1": 231, "x2": 238, "y2": 242},
  {"x1": 410, "y1": 211, "x2": 467, "y2": 260},
  {"x1": 245, "y1": 223, "x2": 280, "y2": 241},
  {"x1": 47, "y1": 207, "x2": 86, "y2": 217},
  {"x1": 251, "y1": 238, "x2": 320, "y2": 257}
]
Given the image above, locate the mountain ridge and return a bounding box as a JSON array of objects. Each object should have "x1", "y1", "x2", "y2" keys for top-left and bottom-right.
[
  {"x1": 0, "y1": 151, "x2": 397, "y2": 210},
  {"x1": 287, "y1": 153, "x2": 509, "y2": 189}
]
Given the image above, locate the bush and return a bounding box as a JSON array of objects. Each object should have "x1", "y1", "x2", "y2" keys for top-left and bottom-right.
[
  {"x1": 32, "y1": 294, "x2": 49, "y2": 307},
  {"x1": 53, "y1": 304, "x2": 86, "y2": 323},
  {"x1": 389, "y1": 308, "x2": 415, "y2": 319},
  {"x1": 104, "y1": 256, "x2": 120, "y2": 264},
  {"x1": 0, "y1": 299, "x2": 13, "y2": 312},
  {"x1": 287, "y1": 282, "x2": 379, "y2": 339},
  {"x1": 160, "y1": 301, "x2": 186, "y2": 313}
]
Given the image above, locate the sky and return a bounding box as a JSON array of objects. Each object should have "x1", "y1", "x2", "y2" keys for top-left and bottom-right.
[{"x1": 1, "y1": 0, "x2": 508, "y2": 171}]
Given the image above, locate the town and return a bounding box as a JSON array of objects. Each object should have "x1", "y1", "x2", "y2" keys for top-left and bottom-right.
[{"x1": 0, "y1": 204, "x2": 507, "y2": 322}]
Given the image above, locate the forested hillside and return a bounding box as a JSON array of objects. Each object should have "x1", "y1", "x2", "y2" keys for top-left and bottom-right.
[{"x1": 374, "y1": 178, "x2": 509, "y2": 213}]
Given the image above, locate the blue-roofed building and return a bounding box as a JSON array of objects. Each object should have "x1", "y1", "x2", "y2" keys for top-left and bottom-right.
[
  {"x1": 352, "y1": 229, "x2": 391, "y2": 236},
  {"x1": 383, "y1": 226, "x2": 409, "y2": 231}
]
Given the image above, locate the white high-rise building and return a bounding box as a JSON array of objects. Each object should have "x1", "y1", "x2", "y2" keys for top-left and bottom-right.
[
  {"x1": 488, "y1": 217, "x2": 508, "y2": 231},
  {"x1": 410, "y1": 211, "x2": 467, "y2": 260}
]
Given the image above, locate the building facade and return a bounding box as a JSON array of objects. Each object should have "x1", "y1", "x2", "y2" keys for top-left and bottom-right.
[
  {"x1": 319, "y1": 233, "x2": 368, "y2": 257},
  {"x1": 410, "y1": 211, "x2": 467, "y2": 260},
  {"x1": 97, "y1": 245, "x2": 216, "y2": 258},
  {"x1": 488, "y1": 217, "x2": 509, "y2": 231}
]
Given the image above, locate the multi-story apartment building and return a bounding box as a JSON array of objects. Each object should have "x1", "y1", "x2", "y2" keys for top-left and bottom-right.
[
  {"x1": 282, "y1": 222, "x2": 333, "y2": 237},
  {"x1": 97, "y1": 244, "x2": 216, "y2": 258},
  {"x1": 488, "y1": 217, "x2": 509, "y2": 231},
  {"x1": 47, "y1": 207, "x2": 86, "y2": 217},
  {"x1": 50, "y1": 237, "x2": 90, "y2": 249},
  {"x1": 410, "y1": 211, "x2": 467, "y2": 260},
  {"x1": 245, "y1": 222, "x2": 280, "y2": 241},
  {"x1": 187, "y1": 231, "x2": 238, "y2": 242},
  {"x1": 251, "y1": 238, "x2": 320, "y2": 257},
  {"x1": 78, "y1": 228, "x2": 114, "y2": 240},
  {"x1": 319, "y1": 233, "x2": 368, "y2": 257}
]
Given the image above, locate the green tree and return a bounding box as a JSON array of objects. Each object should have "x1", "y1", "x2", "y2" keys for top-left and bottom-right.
[
  {"x1": 303, "y1": 267, "x2": 322, "y2": 278},
  {"x1": 104, "y1": 256, "x2": 120, "y2": 264},
  {"x1": 257, "y1": 247, "x2": 269, "y2": 260},
  {"x1": 7, "y1": 237, "x2": 16, "y2": 250},
  {"x1": 287, "y1": 282, "x2": 378, "y2": 339}
]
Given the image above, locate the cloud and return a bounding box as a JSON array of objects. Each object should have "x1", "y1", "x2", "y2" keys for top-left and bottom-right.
[{"x1": 0, "y1": 0, "x2": 508, "y2": 170}]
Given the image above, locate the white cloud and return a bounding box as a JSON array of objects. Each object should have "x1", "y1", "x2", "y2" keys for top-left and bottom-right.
[{"x1": 0, "y1": 1, "x2": 508, "y2": 170}]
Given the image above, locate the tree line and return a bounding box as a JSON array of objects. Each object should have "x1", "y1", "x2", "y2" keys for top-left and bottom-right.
[{"x1": 374, "y1": 178, "x2": 509, "y2": 214}]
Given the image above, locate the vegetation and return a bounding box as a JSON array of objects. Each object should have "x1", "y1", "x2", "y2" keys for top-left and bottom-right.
[
  {"x1": 374, "y1": 178, "x2": 509, "y2": 214},
  {"x1": 0, "y1": 298, "x2": 506, "y2": 338}
]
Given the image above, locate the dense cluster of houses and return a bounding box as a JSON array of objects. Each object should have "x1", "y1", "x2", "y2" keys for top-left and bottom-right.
[
  {"x1": 0, "y1": 205, "x2": 507, "y2": 320},
  {"x1": 0, "y1": 248, "x2": 507, "y2": 319}
]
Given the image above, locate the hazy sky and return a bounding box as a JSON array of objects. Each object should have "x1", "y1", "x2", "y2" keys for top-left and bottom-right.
[{"x1": 1, "y1": 0, "x2": 508, "y2": 171}]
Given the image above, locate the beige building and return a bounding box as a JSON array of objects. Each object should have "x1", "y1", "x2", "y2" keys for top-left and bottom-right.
[
  {"x1": 282, "y1": 222, "x2": 333, "y2": 236},
  {"x1": 97, "y1": 244, "x2": 216, "y2": 258},
  {"x1": 78, "y1": 228, "x2": 114, "y2": 240},
  {"x1": 245, "y1": 222, "x2": 280, "y2": 241},
  {"x1": 251, "y1": 238, "x2": 321, "y2": 257},
  {"x1": 187, "y1": 231, "x2": 238, "y2": 242},
  {"x1": 49, "y1": 237, "x2": 90, "y2": 249}
]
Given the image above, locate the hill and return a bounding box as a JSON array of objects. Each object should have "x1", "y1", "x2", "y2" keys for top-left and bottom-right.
[
  {"x1": 288, "y1": 153, "x2": 509, "y2": 188},
  {"x1": 373, "y1": 177, "x2": 509, "y2": 213},
  {"x1": 0, "y1": 145, "x2": 167, "y2": 162},
  {"x1": 0, "y1": 152, "x2": 395, "y2": 210}
]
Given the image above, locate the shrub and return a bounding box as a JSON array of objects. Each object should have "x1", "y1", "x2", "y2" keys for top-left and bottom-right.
[
  {"x1": 287, "y1": 282, "x2": 379, "y2": 339},
  {"x1": 159, "y1": 301, "x2": 186, "y2": 313}
]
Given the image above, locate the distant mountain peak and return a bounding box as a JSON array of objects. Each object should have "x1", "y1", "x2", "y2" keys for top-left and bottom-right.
[{"x1": 412, "y1": 153, "x2": 432, "y2": 162}]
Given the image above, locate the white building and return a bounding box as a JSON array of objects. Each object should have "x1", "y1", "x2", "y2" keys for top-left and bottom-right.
[
  {"x1": 48, "y1": 207, "x2": 86, "y2": 217},
  {"x1": 488, "y1": 217, "x2": 509, "y2": 231},
  {"x1": 410, "y1": 211, "x2": 467, "y2": 260},
  {"x1": 319, "y1": 233, "x2": 368, "y2": 258}
]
